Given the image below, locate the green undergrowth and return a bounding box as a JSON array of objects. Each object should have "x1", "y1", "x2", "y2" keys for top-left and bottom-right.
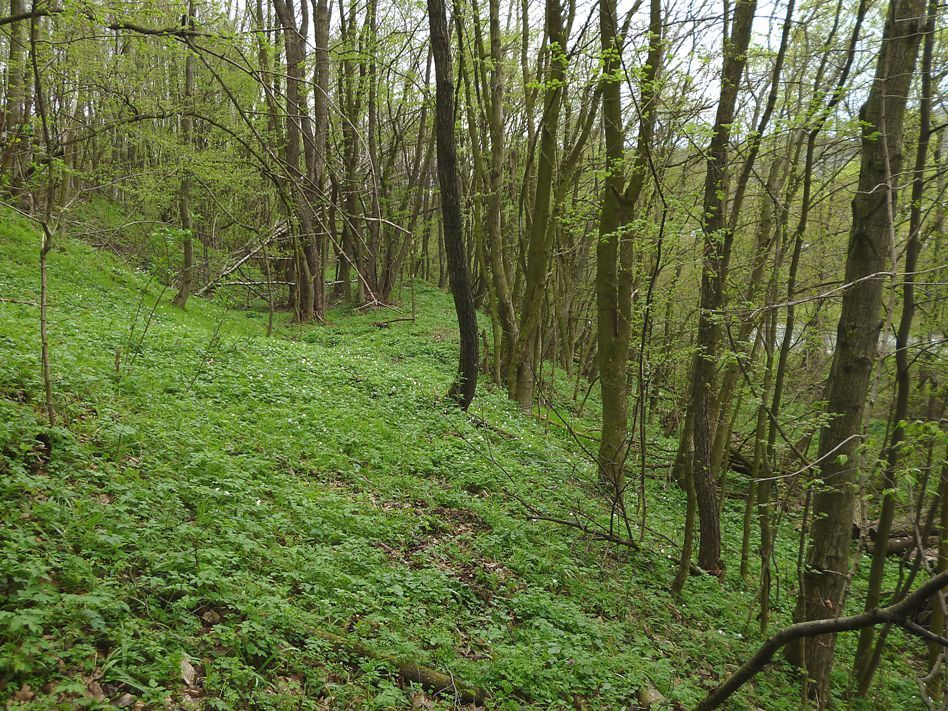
[{"x1": 0, "y1": 211, "x2": 920, "y2": 708}]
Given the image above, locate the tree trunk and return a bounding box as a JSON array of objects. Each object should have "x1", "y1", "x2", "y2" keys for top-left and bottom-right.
[
  {"x1": 596, "y1": 0, "x2": 661, "y2": 497},
  {"x1": 310, "y1": 0, "x2": 330, "y2": 317},
  {"x1": 364, "y1": 0, "x2": 380, "y2": 295},
  {"x1": 172, "y1": 0, "x2": 196, "y2": 309},
  {"x1": 789, "y1": 1, "x2": 925, "y2": 702},
  {"x1": 930, "y1": 453, "x2": 948, "y2": 696},
  {"x1": 273, "y1": 0, "x2": 318, "y2": 321},
  {"x1": 853, "y1": 0, "x2": 935, "y2": 691},
  {"x1": 687, "y1": 0, "x2": 757, "y2": 574},
  {"x1": 427, "y1": 0, "x2": 478, "y2": 409},
  {"x1": 484, "y1": 0, "x2": 517, "y2": 376},
  {"x1": 1, "y1": 0, "x2": 28, "y2": 192},
  {"x1": 506, "y1": 0, "x2": 566, "y2": 412}
]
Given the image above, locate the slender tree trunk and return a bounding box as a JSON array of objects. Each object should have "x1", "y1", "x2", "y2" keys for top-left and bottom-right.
[
  {"x1": 688, "y1": 0, "x2": 757, "y2": 574},
  {"x1": 930, "y1": 453, "x2": 948, "y2": 695},
  {"x1": 172, "y1": 0, "x2": 196, "y2": 309},
  {"x1": 335, "y1": 0, "x2": 362, "y2": 304},
  {"x1": 273, "y1": 0, "x2": 319, "y2": 321},
  {"x1": 30, "y1": 6, "x2": 55, "y2": 426},
  {"x1": 364, "y1": 0, "x2": 380, "y2": 295},
  {"x1": 594, "y1": 6, "x2": 630, "y2": 492},
  {"x1": 310, "y1": 0, "x2": 330, "y2": 317},
  {"x1": 485, "y1": 0, "x2": 517, "y2": 375},
  {"x1": 753, "y1": 198, "x2": 789, "y2": 628},
  {"x1": 673, "y1": 445, "x2": 697, "y2": 594},
  {"x1": 506, "y1": 0, "x2": 566, "y2": 411},
  {"x1": 2, "y1": 0, "x2": 28, "y2": 191}
]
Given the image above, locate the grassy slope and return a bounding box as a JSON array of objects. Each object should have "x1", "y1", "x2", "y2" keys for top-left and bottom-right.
[{"x1": 0, "y1": 212, "x2": 917, "y2": 709}]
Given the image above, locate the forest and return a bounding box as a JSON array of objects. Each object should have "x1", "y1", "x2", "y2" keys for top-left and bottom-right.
[{"x1": 0, "y1": 0, "x2": 945, "y2": 707}]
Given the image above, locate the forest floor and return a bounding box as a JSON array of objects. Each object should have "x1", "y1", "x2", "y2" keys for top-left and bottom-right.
[{"x1": 0, "y1": 210, "x2": 920, "y2": 709}]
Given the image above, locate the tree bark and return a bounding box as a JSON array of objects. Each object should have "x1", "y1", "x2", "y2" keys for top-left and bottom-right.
[
  {"x1": 596, "y1": 0, "x2": 661, "y2": 496},
  {"x1": 273, "y1": 0, "x2": 318, "y2": 321},
  {"x1": 789, "y1": 0, "x2": 925, "y2": 702},
  {"x1": 484, "y1": 0, "x2": 517, "y2": 376},
  {"x1": 853, "y1": 0, "x2": 936, "y2": 691},
  {"x1": 1, "y1": 0, "x2": 28, "y2": 191},
  {"x1": 172, "y1": 0, "x2": 196, "y2": 309},
  {"x1": 687, "y1": 0, "x2": 756, "y2": 574},
  {"x1": 931, "y1": 454, "x2": 948, "y2": 695},
  {"x1": 309, "y1": 0, "x2": 330, "y2": 317},
  {"x1": 506, "y1": 0, "x2": 566, "y2": 412},
  {"x1": 427, "y1": 0, "x2": 478, "y2": 409}
]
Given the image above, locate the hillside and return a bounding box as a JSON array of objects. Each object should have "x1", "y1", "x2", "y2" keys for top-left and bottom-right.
[{"x1": 0, "y1": 214, "x2": 919, "y2": 709}]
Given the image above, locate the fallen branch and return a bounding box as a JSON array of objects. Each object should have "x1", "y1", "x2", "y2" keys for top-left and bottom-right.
[
  {"x1": 528, "y1": 513, "x2": 640, "y2": 551},
  {"x1": 312, "y1": 629, "x2": 488, "y2": 705},
  {"x1": 696, "y1": 570, "x2": 948, "y2": 710},
  {"x1": 528, "y1": 512, "x2": 707, "y2": 576},
  {"x1": 216, "y1": 280, "x2": 295, "y2": 287},
  {"x1": 374, "y1": 317, "x2": 415, "y2": 328},
  {"x1": 469, "y1": 413, "x2": 518, "y2": 439},
  {"x1": 195, "y1": 224, "x2": 286, "y2": 297}
]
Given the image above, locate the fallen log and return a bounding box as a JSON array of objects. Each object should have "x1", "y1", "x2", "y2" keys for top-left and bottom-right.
[
  {"x1": 869, "y1": 534, "x2": 938, "y2": 556},
  {"x1": 726, "y1": 447, "x2": 754, "y2": 477},
  {"x1": 854, "y1": 513, "x2": 941, "y2": 555},
  {"x1": 374, "y1": 317, "x2": 415, "y2": 328}
]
